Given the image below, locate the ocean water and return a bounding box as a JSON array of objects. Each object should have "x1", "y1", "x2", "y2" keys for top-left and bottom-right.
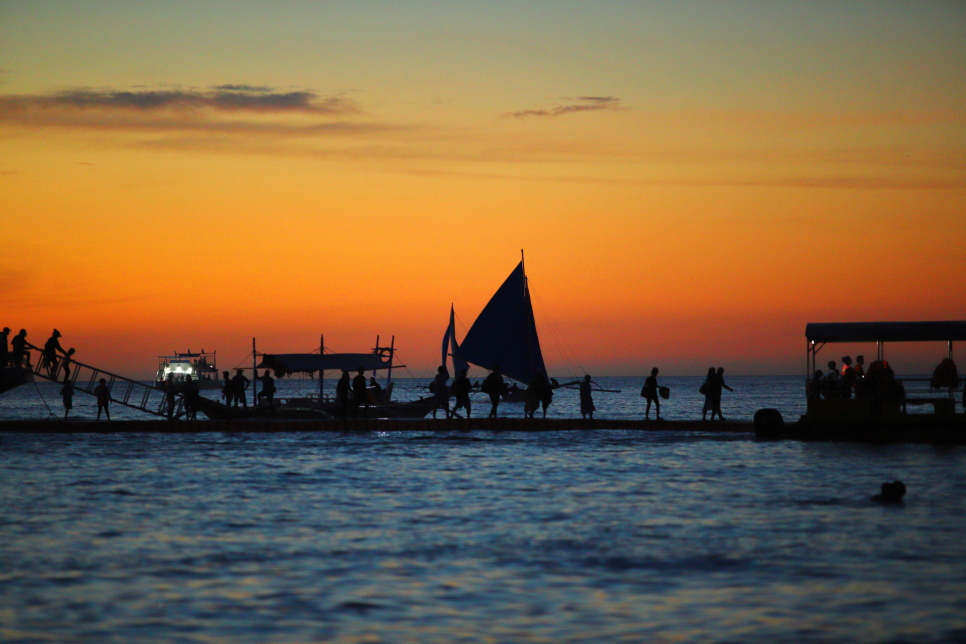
[{"x1": 2, "y1": 378, "x2": 965, "y2": 643}]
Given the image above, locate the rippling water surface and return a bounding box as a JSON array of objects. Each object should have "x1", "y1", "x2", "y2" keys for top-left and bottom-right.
[{"x1": 2, "y1": 427, "x2": 965, "y2": 643}]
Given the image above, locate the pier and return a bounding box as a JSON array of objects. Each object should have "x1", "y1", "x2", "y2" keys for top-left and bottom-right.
[{"x1": 0, "y1": 417, "x2": 754, "y2": 434}]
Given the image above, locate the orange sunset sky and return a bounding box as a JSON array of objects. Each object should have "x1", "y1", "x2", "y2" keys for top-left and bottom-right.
[{"x1": 2, "y1": 2, "x2": 964, "y2": 379}]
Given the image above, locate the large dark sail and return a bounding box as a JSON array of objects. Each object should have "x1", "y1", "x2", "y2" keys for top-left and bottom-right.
[{"x1": 456, "y1": 260, "x2": 547, "y2": 385}]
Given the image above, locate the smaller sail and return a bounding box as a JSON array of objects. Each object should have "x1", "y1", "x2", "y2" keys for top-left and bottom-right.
[{"x1": 442, "y1": 305, "x2": 469, "y2": 375}]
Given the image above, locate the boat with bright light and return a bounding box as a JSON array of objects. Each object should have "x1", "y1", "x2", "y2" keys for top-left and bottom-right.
[{"x1": 155, "y1": 349, "x2": 220, "y2": 390}]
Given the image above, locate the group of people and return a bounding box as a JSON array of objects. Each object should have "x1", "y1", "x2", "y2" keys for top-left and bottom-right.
[
  {"x1": 810, "y1": 354, "x2": 909, "y2": 402},
  {"x1": 334, "y1": 368, "x2": 386, "y2": 419},
  {"x1": 424, "y1": 365, "x2": 733, "y2": 422},
  {"x1": 1, "y1": 327, "x2": 31, "y2": 370}
]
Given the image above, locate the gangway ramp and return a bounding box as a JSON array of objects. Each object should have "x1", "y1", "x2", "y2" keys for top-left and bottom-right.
[{"x1": 23, "y1": 342, "x2": 183, "y2": 419}]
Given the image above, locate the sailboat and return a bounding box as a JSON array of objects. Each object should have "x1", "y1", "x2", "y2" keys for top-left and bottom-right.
[{"x1": 451, "y1": 253, "x2": 548, "y2": 395}]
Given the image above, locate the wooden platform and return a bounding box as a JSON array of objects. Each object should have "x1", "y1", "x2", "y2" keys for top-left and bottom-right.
[{"x1": 0, "y1": 417, "x2": 754, "y2": 434}]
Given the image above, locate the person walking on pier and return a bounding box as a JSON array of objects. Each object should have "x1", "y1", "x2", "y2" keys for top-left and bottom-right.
[
  {"x1": 483, "y1": 367, "x2": 504, "y2": 418},
  {"x1": 701, "y1": 367, "x2": 715, "y2": 421},
  {"x1": 94, "y1": 377, "x2": 111, "y2": 421},
  {"x1": 231, "y1": 369, "x2": 250, "y2": 409},
  {"x1": 580, "y1": 374, "x2": 596, "y2": 419},
  {"x1": 60, "y1": 377, "x2": 74, "y2": 419},
  {"x1": 709, "y1": 367, "x2": 733, "y2": 422},
  {"x1": 353, "y1": 367, "x2": 369, "y2": 419},
  {"x1": 525, "y1": 370, "x2": 552, "y2": 419},
  {"x1": 451, "y1": 368, "x2": 472, "y2": 418},
  {"x1": 432, "y1": 365, "x2": 451, "y2": 419},
  {"x1": 641, "y1": 367, "x2": 662, "y2": 420}
]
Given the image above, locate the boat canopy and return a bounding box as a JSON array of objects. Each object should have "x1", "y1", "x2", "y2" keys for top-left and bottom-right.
[
  {"x1": 805, "y1": 321, "x2": 966, "y2": 344},
  {"x1": 257, "y1": 353, "x2": 393, "y2": 376},
  {"x1": 456, "y1": 260, "x2": 547, "y2": 385}
]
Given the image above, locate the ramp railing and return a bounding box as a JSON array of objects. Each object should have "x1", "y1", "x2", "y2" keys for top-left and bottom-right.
[{"x1": 22, "y1": 343, "x2": 183, "y2": 418}]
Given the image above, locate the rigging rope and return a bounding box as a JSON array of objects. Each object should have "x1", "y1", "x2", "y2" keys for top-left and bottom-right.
[{"x1": 531, "y1": 285, "x2": 587, "y2": 379}]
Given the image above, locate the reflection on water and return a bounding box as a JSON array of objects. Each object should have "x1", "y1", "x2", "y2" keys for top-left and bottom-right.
[{"x1": 1, "y1": 430, "x2": 964, "y2": 643}]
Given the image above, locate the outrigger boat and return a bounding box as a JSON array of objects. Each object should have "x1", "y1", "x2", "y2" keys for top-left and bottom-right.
[
  {"x1": 756, "y1": 321, "x2": 966, "y2": 443},
  {"x1": 155, "y1": 349, "x2": 220, "y2": 390},
  {"x1": 196, "y1": 336, "x2": 435, "y2": 420}
]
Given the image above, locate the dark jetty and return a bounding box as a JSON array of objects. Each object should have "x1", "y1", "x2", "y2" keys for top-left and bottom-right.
[{"x1": 0, "y1": 418, "x2": 753, "y2": 434}]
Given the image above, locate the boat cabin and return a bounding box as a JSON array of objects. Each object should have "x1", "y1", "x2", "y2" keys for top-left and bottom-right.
[
  {"x1": 804, "y1": 321, "x2": 966, "y2": 421},
  {"x1": 156, "y1": 349, "x2": 218, "y2": 385}
]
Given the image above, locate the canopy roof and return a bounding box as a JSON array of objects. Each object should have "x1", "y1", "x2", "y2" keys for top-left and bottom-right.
[
  {"x1": 805, "y1": 321, "x2": 966, "y2": 343},
  {"x1": 257, "y1": 353, "x2": 393, "y2": 376}
]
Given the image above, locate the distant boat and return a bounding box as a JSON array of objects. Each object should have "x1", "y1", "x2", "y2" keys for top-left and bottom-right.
[
  {"x1": 155, "y1": 349, "x2": 221, "y2": 390},
  {"x1": 196, "y1": 336, "x2": 435, "y2": 420},
  {"x1": 757, "y1": 320, "x2": 966, "y2": 442},
  {"x1": 453, "y1": 254, "x2": 548, "y2": 397}
]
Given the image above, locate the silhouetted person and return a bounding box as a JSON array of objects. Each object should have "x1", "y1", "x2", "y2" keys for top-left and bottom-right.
[
  {"x1": 525, "y1": 369, "x2": 552, "y2": 418},
  {"x1": 221, "y1": 370, "x2": 233, "y2": 407},
  {"x1": 580, "y1": 374, "x2": 596, "y2": 419},
  {"x1": 822, "y1": 360, "x2": 839, "y2": 399},
  {"x1": 41, "y1": 329, "x2": 67, "y2": 378},
  {"x1": 61, "y1": 347, "x2": 75, "y2": 380},
  {"x1": 60, "y1": 378, "x2": 73, "y2": 419},
  {"x1": 641, "y1": 367, "x2": 661, "y2": 420},
  {"x1": 10, "y1": 329, "x2": 28, "y2": 367},
  {"x1": 483, "y1": 367, "x2": 504, "y2": 418},
  {"x1": 809, "y1": 370, "x2": 824, "y2": 401},
  {"x1": 710, "y1": 367, "x2": 733, "y2": 421},
  {"x1": 432, "y1": 365, "x2": 451, "y2": 419},
  {"x1": 231, "y1": 369, "x2": 250, "y2": 409},
  {"x1": 930, "y1": 358, "x2": 960, "y2": 390},
  {"x1": 872, "y1": 480, "x2": 906, "y2": 504},
  {"x1": 336, "y1": 370, "x2": 351, "y2": 419},
  {"x1": 353, "y1": 367, "x2": 369, "y2": 419},
  {"x1": 840, "y1": 356, "x2": 856, "y2": 398},
  {"x1": 165, "y1": 373, "x2": 178, "y2": 419},
  {"x1": 701, "y1": 367, "x2": 715, "y2": 421},
  {"x1": 0, "y1": 327, "x2": 9, "y2": 367},
  {"x1": 94, "y1": 377, "x2": 111, "y2": 421},
  {"x1": 369, "y1": 376, "x2": 383, "y2": 403},
  {"x1": 451, "y1": 368, "x2": 472, "y2": 418},
  {"x1": 183, "y1": 375, "x2": 200, "y2": 420},
  {"x1": 854, "y1": 355, "x2": 865, "y2": 379},
  {"x1": 257, "y1": 369, "x2": 276, "y2": 411}
]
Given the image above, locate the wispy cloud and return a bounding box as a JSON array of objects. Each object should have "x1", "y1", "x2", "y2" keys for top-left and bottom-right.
[
  {"x1": 0, "y1": 86, "x2": 358, "y2": 115},
  {"x1": 0, "y1": 85, "x2": 409, "y2": 140},
  {"x1": 503, "y1": 96, "x2": 622, "y2": 119}
]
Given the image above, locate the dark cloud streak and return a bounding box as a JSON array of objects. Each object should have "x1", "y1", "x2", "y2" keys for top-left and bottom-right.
[
  {"x1": 0, "y1": 87, "x2": 359, "y2": 115},
  {"x1": 504, "y1": 96, "x2": 622, "y2": 119}
]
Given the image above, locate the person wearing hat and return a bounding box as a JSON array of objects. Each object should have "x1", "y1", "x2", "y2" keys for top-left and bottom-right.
[{"x1": 41, "y1": 329, "x2": 67, "y2": 377}]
